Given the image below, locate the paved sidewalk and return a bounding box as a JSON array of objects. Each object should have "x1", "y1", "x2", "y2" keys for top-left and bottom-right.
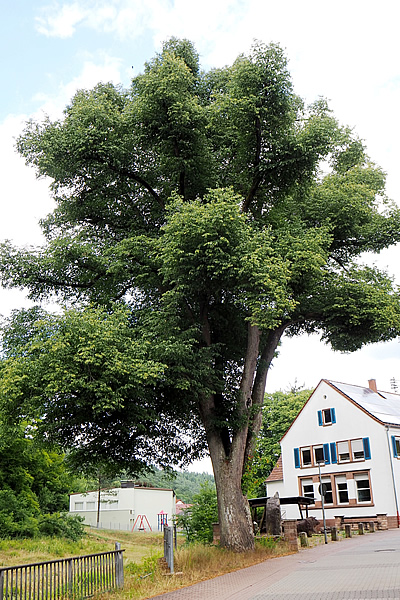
[{"x1": 152, "y1": 528, "x2": 400, "y2": 599}]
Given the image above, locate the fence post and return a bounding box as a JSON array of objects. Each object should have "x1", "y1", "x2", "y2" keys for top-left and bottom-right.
[
  {"x1": 68, "y1": 559, "x2": 73, "y2": 597},
  {"x1": 114, "y1": 543, "x2": 124, "y2": 588},
  {"x1": 0, "y1": 569, "x2": 3, "y2": 600},
  {"x1": 164, "y1": 526, "x2": 174, "y2": 573}
]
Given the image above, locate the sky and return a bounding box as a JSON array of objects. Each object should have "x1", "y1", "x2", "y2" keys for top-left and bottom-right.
[{"x1": 1, "y1": 0, "x2": 400, "y2": 472}]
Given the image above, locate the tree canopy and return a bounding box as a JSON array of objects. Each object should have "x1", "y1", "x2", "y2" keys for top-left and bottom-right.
[{"x1": 1, "y1": 38, "x2": 400, "y2": 550}]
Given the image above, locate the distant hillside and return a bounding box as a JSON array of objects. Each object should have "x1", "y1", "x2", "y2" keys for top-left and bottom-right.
[{"x1": 134, "y1": 469, "x2": 215, "y2": 504}]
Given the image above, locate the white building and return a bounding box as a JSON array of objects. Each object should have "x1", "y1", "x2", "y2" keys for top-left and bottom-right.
[
  {"x1": 266, "y1": 379, "x2": 400, "y2": 528},
  {"x1": 69, "y1": 482, "x2": 176, "y2": 532}
]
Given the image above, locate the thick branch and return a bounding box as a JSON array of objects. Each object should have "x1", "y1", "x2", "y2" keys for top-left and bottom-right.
[
  {"x1": 242, "y1": 324, "x2": 288, "y2": 473},
  {"x1": 106, "y1": 162, "x2": 165, "y2": 209},
  {"x1": 242, "y1": 115, "x2": 262, "y2": 213}
]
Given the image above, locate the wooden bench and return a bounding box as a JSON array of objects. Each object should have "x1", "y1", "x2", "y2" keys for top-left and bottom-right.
[{"x1": 335, "y1": 515, "x2": 387, "y2": 530}]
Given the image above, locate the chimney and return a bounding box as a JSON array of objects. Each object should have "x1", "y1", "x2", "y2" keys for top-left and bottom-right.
[{"x1": 368, "y1": 379, "x2": 377, "y2": 393}]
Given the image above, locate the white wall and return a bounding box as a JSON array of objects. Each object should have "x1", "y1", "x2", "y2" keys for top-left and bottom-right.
[{"x1": 69, "y1": 486, "x2": 176, "y2": 532}]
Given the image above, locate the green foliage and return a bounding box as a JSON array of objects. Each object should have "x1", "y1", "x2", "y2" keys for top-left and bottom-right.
[
  {"x1": 0, "y1": 426, "x2": 83, "y2": 539},
  {"x1": 38, "y1": 513, "x2": 85, "y2": 541},
  {"x1": 2, "y1": 38, "x2": 400, "y2": 548},
  {"x1": 125, "y1": 552, "x2": 162, "y2": 580},
  {"x1": 255, "y1": 535, "x2": 279, "y2": 549},
  {"x1": 243, "y1": 387, "x2": 311, "y2": 497},
  {"x1": 133, "y1": 469, "x2": 214, "y2": 504},
  {"x1": 178, "y1": 482, "x2": 218, "y2": 544},
  {"x1": 0, "y1": 305, "x2": 204, "y2": 474}
]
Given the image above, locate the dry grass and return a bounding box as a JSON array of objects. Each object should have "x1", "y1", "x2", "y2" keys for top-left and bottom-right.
[
  {"x1": 0, "y1": 529, "x2": 294, "y2": 600},
  {"x1": 104, "y1": 537, "x2": 294, "y2": 600},
  {"x1": 0, "y1": 528, "x2": 164, "y2": 567}
]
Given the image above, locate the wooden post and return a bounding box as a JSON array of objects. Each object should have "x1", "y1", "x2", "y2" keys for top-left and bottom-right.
[
  {"x1": 345, "y1": 524, "x2": 352, "y2": 538},
  {"x1": 358, "y1": 523, "x2": 364, "y2": 535},
  {"x1": 369, "y1": 521, "x2": 375, "y2": 533},
  {"x1": 331, "y1": 526, "x2": 338, "y2": 541}
]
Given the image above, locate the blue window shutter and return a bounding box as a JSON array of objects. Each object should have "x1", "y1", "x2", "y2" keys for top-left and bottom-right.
[
  {"x1": 331, "y1": 407, "x2": 336, "y2": 423},
  {"x1": 330, "y1": 442, "x2": 337, "y2": 463},
  {"x1": 323, "y1": 443, "x2": 330, "y2": 464},
  {"x1": 392, "y1": 435, "x2": 398, "y2": 458},
  {"x1": 318, "y1": 410, "x2": 323, "y2": 426},
  {"x1": 363, "y1": 437, "x2": 371, "y2": 460},
  {"x1": 294, "y1": 448, "x2": 300, "y2": 468}
]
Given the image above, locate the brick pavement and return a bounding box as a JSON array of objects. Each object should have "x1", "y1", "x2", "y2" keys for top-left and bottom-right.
[{"x1": 152, "y1": 528, "x2": 400, "y2": 599}]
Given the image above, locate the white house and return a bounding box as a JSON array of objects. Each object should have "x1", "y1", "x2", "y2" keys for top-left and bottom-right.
[
  {"x1": 69, "y1": 481, "x2": 176, "y2": 532},
  {"x1": 266, "y1": 379, "x2": 400, "y2": 529}
]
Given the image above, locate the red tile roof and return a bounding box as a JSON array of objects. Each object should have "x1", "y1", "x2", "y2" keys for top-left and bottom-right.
[{"x1": 265, "y1": 455, "x2": 283, "y2": 482}]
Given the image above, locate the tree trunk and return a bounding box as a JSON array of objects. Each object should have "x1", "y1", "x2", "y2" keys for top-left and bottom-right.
[
  {"x1": 199, "y1": 323, "x2": 287, "y2": 551},
  {"x1": 208, "y1": 433, "x2": 255, "y2": 551}
]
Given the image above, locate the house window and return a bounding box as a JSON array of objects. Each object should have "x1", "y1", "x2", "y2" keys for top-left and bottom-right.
[
  {"x1": 335, "y1": 476, "x2": 349, "y2": 504},
  {"x1": 391, "y1": 436, "x2": 400, "y2": 458},
  {"x1": 301, "y1": 478, "x2": 314, "y2": 501},
  {"x1": 355, "y1": 473, "x2": 372, "y2": 503},
  {"x1": 320, "y1": 479, "x2": 333, "y2": 504},
  {"x1": 337, "y1": 441, "x2": 350, "y2": 462},
  {"x1": 314, "y1": 445, "x2": 325, "y2": 464},
  {"x1": 74, "y1": 502, "x2": 84, "y2": 510},
  {"x1": 351, "y1": 439, "x2": 364, "y2": 461},
  {"x1": 301, "y1": 447, "x2": 312, "y2": 467},
  {"x1": 86, "y1": 502, "x2": 95, "y2": 510},
  {"x1": 318, "y1": 408, "x2": 336, "y2": 426}
]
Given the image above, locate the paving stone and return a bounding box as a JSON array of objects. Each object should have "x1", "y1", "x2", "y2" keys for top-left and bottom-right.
[{"x1": 153, "y1": 529, "x2": 400, "y2": 599}]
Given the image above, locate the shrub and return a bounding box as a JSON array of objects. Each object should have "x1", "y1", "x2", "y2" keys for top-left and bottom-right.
[
  {"x1": 178, "y1": 481, "x2": 218, "y2": 544},
  {"x1": 38, "y1": 513, "x2": 85, "y2": 541}
]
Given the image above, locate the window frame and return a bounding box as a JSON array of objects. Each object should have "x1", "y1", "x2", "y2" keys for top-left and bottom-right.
[
  {"x1": 301, "y1": 478, "x2": 315, "y2": 503},
  {"x1": 335, "y1": 475, "x2": 349, "y2": 505},
  {"x1": 318, "y1": 407, "x2": 336, "y2": 426},
  {"x1": 299, "y1": 470, "x2": 373, "y2": 508},
  {"x1": 354, "y1": 472, "x2": 372, "y2": 503},
  {"x1": 351, "y1": 438, "x2": 365, "y2": 461},
  {"x1": 301, "y1": 446, "x2": 312, "y2": 467}
]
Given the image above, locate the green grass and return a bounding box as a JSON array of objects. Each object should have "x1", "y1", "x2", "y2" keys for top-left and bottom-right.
[{"x1": 0, "y1": 530, "x2": 294, "y2": 600}]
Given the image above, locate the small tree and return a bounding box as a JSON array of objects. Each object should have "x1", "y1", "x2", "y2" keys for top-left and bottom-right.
[
  {"x1": 178, "y1": 482, "x2": 218, "y2": 544},
  {"x1": 243, "y1": 388, "x2": 311, "y2": 497}
]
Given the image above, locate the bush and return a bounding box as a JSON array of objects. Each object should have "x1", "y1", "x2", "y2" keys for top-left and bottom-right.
[
  {"x1": 0, "y1": 490, "x2": 40, "y2": 538},
  {"x1": 38, "y1": 513, "x2": 85, "y2": 541},
  {"x1": 178, "y1": 481, "x2": 218, "y2": 544}
]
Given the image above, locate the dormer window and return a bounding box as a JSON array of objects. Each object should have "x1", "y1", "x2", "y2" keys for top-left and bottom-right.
[{"x1": 318, "y1": 408, "x2": 336, "y2": 426}]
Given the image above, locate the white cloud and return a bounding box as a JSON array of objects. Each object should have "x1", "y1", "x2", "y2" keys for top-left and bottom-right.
[
  {"x1": 36, "y1": 2, "x2": 89, "y2": 38},
  {"x1": 265, "y1": 334, "x2": 400, "y2": 396},
  {"x1": 0, "y1": 115, "x2": 54, "y2": 246},
  {"x1": 32, "y1": 54, "x2": 124, "y2": 119}
]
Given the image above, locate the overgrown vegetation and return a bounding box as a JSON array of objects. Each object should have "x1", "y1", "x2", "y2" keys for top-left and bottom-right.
[
  {"x1": 0, "y1": 529, "x2": 291, "y2": 599},
  {"x1": 0, "y1": 425, "x2": 84, "y2": 540},
  {"x1": 177, "y1": 482, "x2": 218, "y2": 543}
]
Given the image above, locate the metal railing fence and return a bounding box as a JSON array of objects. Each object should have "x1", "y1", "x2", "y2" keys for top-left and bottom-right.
[{"x1": 0, "y1": 544, "x2": 124, "y2": 600}]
